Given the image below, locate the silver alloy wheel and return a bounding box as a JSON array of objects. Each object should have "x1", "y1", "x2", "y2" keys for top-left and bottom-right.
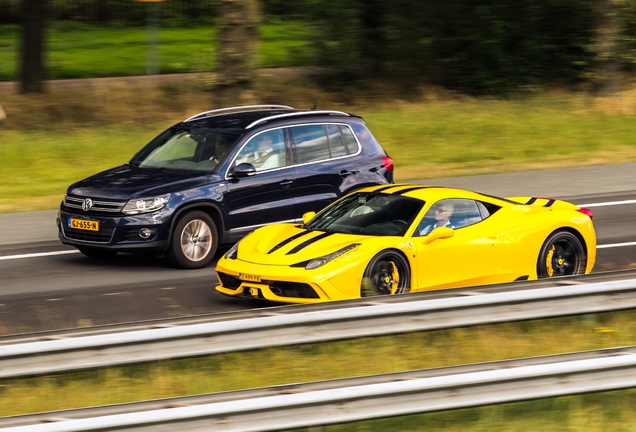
[{"x1": 179, "y1": 219, "x2": 213, "y2": 262}]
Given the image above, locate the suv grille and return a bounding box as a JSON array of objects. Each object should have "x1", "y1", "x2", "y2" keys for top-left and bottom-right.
[
  {"x1": 62, "y1": 226, "x2": 115, "y2": 243},
  {"x1": 65, "y1": 194, "x2": 126, "y2": 215}
]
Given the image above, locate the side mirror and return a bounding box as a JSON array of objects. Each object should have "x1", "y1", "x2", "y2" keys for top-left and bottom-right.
[
  {"x1": 422, "y1": 226, "x2": 454, "y2": 245},
  {"x1": 302, "y1": 211, "x2": 316, "y2": 225},
  {"x1": 229, "y1": 162, "x2": 256, "y2": 177}
]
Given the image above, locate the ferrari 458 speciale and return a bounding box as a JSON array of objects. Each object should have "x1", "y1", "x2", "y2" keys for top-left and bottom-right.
[{"x1": 215, "y1": 184, "x2": 596, "y2": 303}]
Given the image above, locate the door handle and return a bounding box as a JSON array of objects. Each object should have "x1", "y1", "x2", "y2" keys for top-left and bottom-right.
[
  {"x1": 487, "y1": 233, "x2": 498, "y2": 240},
  {"x1": 339, "y1": 170, "x2": 355, "y2": 178},
  {"x1": 280, "y1": 179, "x2": 294, "y2": 187}
]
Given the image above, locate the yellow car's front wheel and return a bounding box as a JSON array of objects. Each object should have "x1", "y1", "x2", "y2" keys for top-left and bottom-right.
[
  {"x1": 537, "y1": 230, "x2": 586, "y2": 278},
  {"x1": 361, "y1": 250, "x2": 411, "y2": 297}
]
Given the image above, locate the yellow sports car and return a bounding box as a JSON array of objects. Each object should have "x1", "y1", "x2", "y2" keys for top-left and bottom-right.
[{"x1": 215, "y1": 184, "x2": 596, "y2": 304}]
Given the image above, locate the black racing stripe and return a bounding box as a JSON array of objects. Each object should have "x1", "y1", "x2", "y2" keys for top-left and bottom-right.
[
  {"x1": 544, "y1": 199, "x2": 556, "y2": 208},
  {"x1": 525, "y1": 197, "x2": 537, "y2": 205},
  {"x1": 392, "y1": 186, "x2": 431, "y2": 195},
  {"x1": 268, "y1": 230, "x2": 315, "y2": 254},
  {"x1": 371, "y1": 185, "x2": 400, "y2": 193},
  {"x1": 285, "y1": 231, "x2": 334, "y2": 255}
]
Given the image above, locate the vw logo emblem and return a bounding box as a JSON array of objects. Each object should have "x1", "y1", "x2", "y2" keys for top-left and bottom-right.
[{"x1": 82, "y1": 198, "x2": 93, "y2": 211}]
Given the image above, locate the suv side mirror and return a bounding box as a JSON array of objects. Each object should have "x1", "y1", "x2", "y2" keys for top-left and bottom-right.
[
  {"x1": 422, "y1": 226, "x2": 454, "y2": 245},
  {"x1": 230, "y1": 163, "x2": 257, "y2": 177}
]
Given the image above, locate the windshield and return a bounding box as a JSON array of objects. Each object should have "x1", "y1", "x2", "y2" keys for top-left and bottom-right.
[
  {"x1": 129, "y1": 127, "x2": 240, "y2": 172},
  {"x1": 306, "y1": 192, "x2": 424, "y2": 236}
]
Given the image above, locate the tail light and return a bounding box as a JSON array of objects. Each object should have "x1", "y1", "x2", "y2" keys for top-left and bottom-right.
[
  {"x1": 382, "y1": 156, "x2": 394, "y2": 172},
  {"x1": 577, "y1": 208, "x2": 593, "y2": 220}
]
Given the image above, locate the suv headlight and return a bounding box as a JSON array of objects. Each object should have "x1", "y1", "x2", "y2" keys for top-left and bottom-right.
[
  {"x1": 122, "y1": 194, "x2": 170, "y2": 215},
  {"x1": 304, "y1": 244, "x2": 360, "y2": 270}
]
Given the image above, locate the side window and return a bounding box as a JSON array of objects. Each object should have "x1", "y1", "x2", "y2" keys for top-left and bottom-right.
[
  {"x1": 340, "y1": 125, "x2": 360, "y2": 154},
  {"x1": 290, "y1": 125, "x2": 330, "y2": 164},
  {"x1": 326, "y1": 125, "x2": 348, "y2": 157},
  {"x1": 477, "y1": 201, "x2": 501, "y2": 218},
  {"x1": 452, "y1": 200, "x2": 483, "y2": 228},
  {"x1": 414, "y1": 199, "x2": 483, "y2": 237},
  {"x1": 236, "y1": 129, "x2": 287, "y2": 172}
]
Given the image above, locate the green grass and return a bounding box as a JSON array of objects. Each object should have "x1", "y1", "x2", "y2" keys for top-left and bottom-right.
[
  {"x1": 3, "y1": 84, "x2": 636, "y2": 213},
  {"x1": 360, "y1": 95, "x2": 636, "y2": 179},
  {"x1": 1, "y1": 311, "x2": 634, "y2": 428},
  {"x1": 0, "y1": 21, "x2": 313, "y2": 80}
]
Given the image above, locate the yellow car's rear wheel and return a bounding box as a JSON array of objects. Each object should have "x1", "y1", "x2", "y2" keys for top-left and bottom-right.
[
  {"x1": 537, "y1": 230, "x2": 586, "y2": 278},
  {"x1": 361, "y1": 250, "x2": 410, "y2": 296}
]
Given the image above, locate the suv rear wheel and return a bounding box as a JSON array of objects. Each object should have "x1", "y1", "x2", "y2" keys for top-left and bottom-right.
[{"x1": 167, "y1": 211, "x2": 218, "y2": 269}]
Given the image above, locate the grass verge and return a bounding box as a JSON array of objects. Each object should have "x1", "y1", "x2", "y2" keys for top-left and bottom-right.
[
  {"x1": 1, "y1": 310, "x2": 635, "y2": 425},
  {"x1": 2, "y1": 80, "x2": 636, "y2": 213}
]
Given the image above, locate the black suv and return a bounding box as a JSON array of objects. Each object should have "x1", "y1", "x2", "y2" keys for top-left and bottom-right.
[{"x1": 57, "y1": 105, "x2": 394, "y2": 268}]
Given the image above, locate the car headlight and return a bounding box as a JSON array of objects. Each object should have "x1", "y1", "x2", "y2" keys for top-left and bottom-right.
[
  {"x1": 225, "y1": 242, "x2": 239, "y2": 260},
  {"x1": 122, "y1": 194, "x2": 170, "y2": 215},
  {"x1": 304, "y1": 244, "x2": 360, "y2": 270}
]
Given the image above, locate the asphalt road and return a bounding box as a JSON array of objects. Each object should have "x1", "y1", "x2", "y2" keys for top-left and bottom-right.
[{"x1": 1, "y1": 163, "x2": 636, "y2": 334}]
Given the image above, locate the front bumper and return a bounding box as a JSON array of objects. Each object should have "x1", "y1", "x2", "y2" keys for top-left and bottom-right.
[
  {"x1": 215, "y1": 257, "x2": 359, "y2": 304},
  {"x1": 57, "y1": 209, "x2": 170, "y2": 252}
]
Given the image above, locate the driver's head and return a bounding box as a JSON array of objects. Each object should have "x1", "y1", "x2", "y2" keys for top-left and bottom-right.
[
  {"x1": 257, "y1": 134, "x2": 273, "y2": 151},
  {"x1": 434, "y1": 202, "x2": 455, "y2": 222}
]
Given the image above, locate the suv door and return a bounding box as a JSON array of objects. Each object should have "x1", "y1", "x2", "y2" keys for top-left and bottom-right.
[
  {"x1": 290, "y1": 123, "x2": 361, "y2": 216},
  {"x1": 223, "y1": 128, "x2": 296, "y2": 239}
]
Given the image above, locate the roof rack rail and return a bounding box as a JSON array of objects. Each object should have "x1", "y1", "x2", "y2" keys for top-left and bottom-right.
[
  {"x1": 183, "y1": 105, "x2": 294, "y2": 122},
  {"x1": 245, "y1": 110, "x2": 350, "y2": 129}
]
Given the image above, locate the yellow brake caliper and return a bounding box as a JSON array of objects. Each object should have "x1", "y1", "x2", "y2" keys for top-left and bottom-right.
[
  {"x1": 388, "y1": 261, "x2": 400, "y2": 294},
  {"x1": 546, "y1": 245, "x2": 555, "y2": 277}
]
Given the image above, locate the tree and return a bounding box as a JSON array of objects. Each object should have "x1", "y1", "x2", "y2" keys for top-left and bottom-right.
[
  {"x1": 592, "y1": 0, "x2": 621, "y2": 96},
  {"x1": 20, "y1": 0, "x2": 47, "y2": 94},
  {"x1": 216, "y1": 0, "x2": 260, "y2": 105}
]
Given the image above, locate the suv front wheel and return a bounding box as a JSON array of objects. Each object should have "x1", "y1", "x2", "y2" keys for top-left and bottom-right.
[{"x1": 167, "y1": 211, "x2": 218, "y2": 269}]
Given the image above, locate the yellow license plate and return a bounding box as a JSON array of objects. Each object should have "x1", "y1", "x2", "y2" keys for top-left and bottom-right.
[
  {"x1": 69, "y1": 218, "x2": 100, "y2": 231},
  {"x1": 239, "y1": 273, "x2": 261, "y2": 283}
]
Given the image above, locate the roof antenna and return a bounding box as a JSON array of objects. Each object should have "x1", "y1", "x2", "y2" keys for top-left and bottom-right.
[{"x1": 310, "y1": 105, "x2": 317, "y2": 110}]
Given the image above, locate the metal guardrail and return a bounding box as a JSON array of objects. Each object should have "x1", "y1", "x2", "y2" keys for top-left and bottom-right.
[
  {"x1": 2, "y1": 346, "x2": 636, "y2": 431},
  {"x1": 2, "y1": 272, "x2": 636, "y2": 379}
]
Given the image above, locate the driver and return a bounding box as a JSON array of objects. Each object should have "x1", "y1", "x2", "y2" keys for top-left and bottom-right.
[
  {"x1": 210, "y1": 136, "x2": 233, "y2": 163},
  {"x1": 418, "y1": 201, "x2": 455, "y2": 235}
]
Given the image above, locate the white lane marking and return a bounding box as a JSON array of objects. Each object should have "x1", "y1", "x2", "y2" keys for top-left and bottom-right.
[
  {"x1": 597, "y1": 242, "x2": 636, "y2": 249},
  {"x1": 1, "y1": 198, "x2": 636, "y2": 261},
  {"x1": 0, "y1": 240, "x2": 633, "y2": 261},
  {"x1": 0, "y1": 250, "x2": 79, "y2": 261},
  {"x1": 578, "y1": 199, "x2": 636, "y2": 207}
]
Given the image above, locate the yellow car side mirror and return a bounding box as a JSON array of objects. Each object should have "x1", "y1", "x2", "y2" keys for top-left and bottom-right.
[
  {"x1": 302, "y1": 211, "x2": 316, "y2": 225},
  {"x1": 422, "y1": 226, "x2": 455, "y2": 245}
]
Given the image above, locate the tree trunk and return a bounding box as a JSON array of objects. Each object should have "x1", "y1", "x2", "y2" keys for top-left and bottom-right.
[
  {"x1": 359, "y1": 0, "x2": 385, "y2": 74},
  {"x1": 216, "y1": 0, "x2": 260, "y2": 106},
  {"x1": 592, "y1": 0, "x2": 620, "y2": 96},
  {"x1": 20, "y1": 0, "x2": 47, "y2": 94}
]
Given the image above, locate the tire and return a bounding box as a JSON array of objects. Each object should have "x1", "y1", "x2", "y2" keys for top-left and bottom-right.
[
  {"x1": 77, "y1": 247, "x2": 117, "y2": 259},
  {"x1": 361, "y1": 250, "x2": 410, "y2": 297},
  {"x1": 537, "y1": 230, "x2": 586, "y2": 278},
  {"x1": 167, "y1": 211, "x2": 218, "y2": 269}
]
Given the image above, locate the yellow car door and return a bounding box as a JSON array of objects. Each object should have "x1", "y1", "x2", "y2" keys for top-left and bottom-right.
[{"x1": 413, "y1": 198, "x2": 502, "y2": 290}]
